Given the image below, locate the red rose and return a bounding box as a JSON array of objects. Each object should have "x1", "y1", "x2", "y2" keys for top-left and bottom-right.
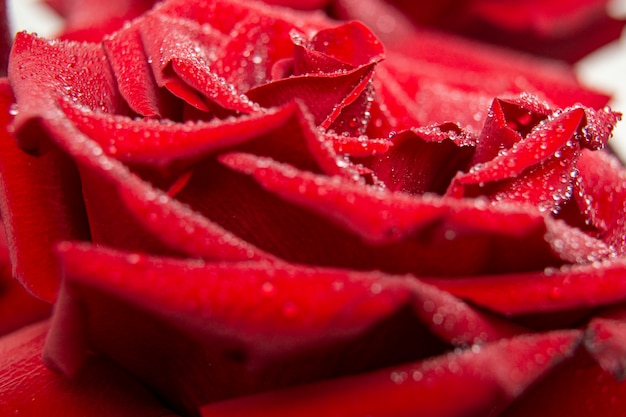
[
  {"x1": 1, "y1": 0, "x2": 626, "y2": 416},
  {"x1": 38, "y1": 0, "x2": 626, "y2": 66},
  {"x1": 44, "y1": 0, "x2": 625, "y2": 63},
  {"x1": 331, "y1": 0, "x2": 626, "y2": 63}
]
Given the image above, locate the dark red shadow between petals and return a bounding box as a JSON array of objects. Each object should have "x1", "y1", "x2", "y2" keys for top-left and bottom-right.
[
  {"x1": 0, "y1": 320, "x2": 179, "y2": 416},
  {"x1": 199, "y1": 330, "x2": 582, "y2": 417}
]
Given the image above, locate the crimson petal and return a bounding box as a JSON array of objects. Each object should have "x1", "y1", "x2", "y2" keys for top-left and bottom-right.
[
  {"x1": 363, "y1": 125, "x2": 475, "y2": 195},
  {"x1": 59, "y1": 98, "x2": 298, "y2": 176},
  {"x1": 471, "y1": 96, "x2": 551, "y2": 165},
  {"x1": 309, "y1": 20, "x2": 384, "y2": 68},
  {"x1": 575, "y1": 149, "x2": 626, "y2": 254},
  {"x1": 387, "y1": 27, "x2": 611, "y2": 109},
  {"x1": 425, "y1": 258, "x2": 626, "y2": 317},
  {"x1": 220, "y1": 152, "x2": 564, "y2": 275},
  {"x1": 103, "y1": 20, "x2": 172, "y2": 118},
  {"x1": 0, "y1": 80, "x2": 89, "y2": 301},
  {"x1": 139, "y1": 11, "x2": 255, "y2": 114},
  {"x1": 500, "y1": 345, "x2": 626, "y2": 417},
  {"x1": 451, "y1": 107, "x2": 584, "y2": 188},
  {"x1": 479, "y1": 139, "x2": 580, "y2": 213},
  {"x1": 212, "y1": 14, "x2": 297, "y2": 92},
  {"x1": 326, "y1": 131, "x2": 392, "y2": 158},
  {"x1": 0, "y1": 221, "x2": 51, "y2": 336},
  {"x1": 44, "y1": 0, "x2": 156, "y2": 42},
  {"x1": 246, "y1": 62, "x2": 375, "y2": 128},
  {"x1": 155, "y1": 0, "x2": 330, "y2": 34},
  {"x1": 457, "y1": 0, "x2": 626, "y2": 62},
  {"x1": 0, "y1": 320, "x2": 179, "y2": 417},
  {"x1": 45, "y1": 243, "x2": 450, "y2": 413},
  {"x1": 0, "y1": 0, "x2": 8, "y2": 76},
  {"x1": 370, "y1": 66, "x2": 423, "y2": 131},
  {"x1": 8, "y1": 32, "x2": 123, "y2": 151},
  {"x1": 40, "y1": 108, "x2": 274, "y2": 262},
  {"x1": 199, "y1": 330, "x2": 581, "y2": 417},
  {"x1": 585, "y1": 317, "x2": 626, "y2": 379}
]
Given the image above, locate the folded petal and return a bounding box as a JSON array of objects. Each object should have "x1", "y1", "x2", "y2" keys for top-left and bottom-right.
[
  {"x1": 0, "y1": 320, "x2": 179, "y2": 417},
  {"x1": 574, "y1": 149, "x2": 626, "y2": 254},
  {"x1": 386, "y1": 28, "x2": 611, "y2": 109},
  {"x1": 0, "y1": 80, "x2": 89, "y2": 301},
  {"x1": 45, "y1": 243, "x2": 449, "y2": 413},
  {"x1": 500, "y1": 341, "x2": 626, "y2": 417},
  {"x1": 59, "y1": 98, "x2": 298, "y2": 176},
  {"x1": 199, "y1": 330, "x2": 582, "y2": 417},
  {"x1": 425, "y1": 258, "x2": 626, "y2": 317},
  {"x1": 0, "y1": 221, "x2": 51, "y2": 336},
  {"x1": 103, "y1": 19, "x2": 175, "y2": 118},
  {"x1": 8, "y1": 31, "x2": 123, "y2": 151},
  {"x1": 211, "y1": 12, "x2": 298, "y2": 92},
  {"x1": 247, "y1": 62, "x2": 376, "y2": 128},
  {"x1": 220, "y1": 152, "x2": 565, "y2": 276},
  {"x1": 39, "y1": 108, "x2": 274, "y2": 262},
  {"x1": 361, "y1": 124, "x2": 475, "y2": 195},
  {"x1": 139, "y1": 11, "x2": 256, "y2": 114}
]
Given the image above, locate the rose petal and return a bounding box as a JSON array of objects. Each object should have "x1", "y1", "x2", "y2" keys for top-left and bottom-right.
[
  {"x1": 139, "y1": 11, "x2": 257, "y2": 114},
  {"x1": 500, "y1": 345, "x2": 626, "y2": 417},
  {"x1": 8, "y1": 31, "x2": 123, "y2": 151},
  {"x1": 246, "y1": 62, "x2": 376, "y2": 128},
  {"x1": 475, "y1": 139, "x2": 580, "y2": 213},
  {"x1": 574, "y1": 149, "x2": 626, "y2": 254},
  {"x1": 103, "y1": 19, "x2": 177, "y2": 118},
  {"x1": 155, "y1": 0, "x2": 330, "y2": 34},
  {"x1": 220, "y1": 152, "x2": 564, "y2": 276},
  {"x1": 381, "y1": 53, "x2": 538, "y2": 132},
  {"x1": 59, "y1": 98, "x2": 298, "y2": 176},
  {"x1": 44, "y1": 0, "x2": 156, "y2": 42},
  {"x1": 329, "y1": 0, "x2": 422, "y2": 47},
  {"x1": 212, "y1": 13, "x2": 297, "y2": 92},
  {"x1": 0, "y1": 320, "x2": 179, "y2": 417},
  {"x1": 424, "y1": 258, "x2": 626, "y2": 317},
  {"x1": 0, "y1": 80, "x2": 89, "y2": 301},
  {"x1": 324, "y1": 77, "x2": 376, "y2": 137},
  {"x1": 384, "y1": 26, "x2": 611, "y2": 109},
  {"x1": 0, "y1": 0, "x2": 9, "y2": 76},
  {"x1": 368, "y1": 67, "x2": 422, "y2": 132},
  {"x1": 453, "y1": 107, "x2": 585, "y2": 187},
  {"x1": 405, "y1": 277, "x2": 527, "y2": 346},
  {"x1": 447, "y1": 106, "x2": 593, "y2": 214},
  {"x1": 308, "y1": 20, "x2": 385, "y2": 68},
  {"x1": 326, "y1": 131, "x2": 392, "y2": 158},
  {"x1": 585, "y1": 317, "x2": 626, "y2": 380},
  {"x1": 544, "y1": 217, "x2": 616, "y2": 264},
  {"x1": 455, "y1": 0, "x2": 626, "y2": 62},
  {"x1": 39, "y1": 106, "x2": 274, "y2": 262},
  {"x1": 0, "y1": 221, "x2": 51, "y2": 336},
  {"x1": 199, "y1": 330, "x2": 582, "y2": 417},
  {"x1": 471, "y1": 95, "x2": 551, "y2": 165},
  {"x1": 363, "y1": 125, "x2": 475, "y2": 195},
  {"x1": 45, "y1": 243, "x2": 453, "y2": 413}
]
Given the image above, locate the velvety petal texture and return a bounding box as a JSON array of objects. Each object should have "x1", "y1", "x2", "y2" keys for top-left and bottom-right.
[
  {"x1": 0, "y1": 0, "x2": 624, "y2": 416},
  {"x1": 0, "y1": 320, "x2": 180, "y2": 416}
]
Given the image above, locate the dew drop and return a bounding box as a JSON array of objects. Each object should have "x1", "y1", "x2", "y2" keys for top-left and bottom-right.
[
  {"x1": 260, "y1": 281, "x2": 276, "y2": 297},
  {"x1": 412, "y1": 370, "x2": 423, "y2": 381},
  {"x1": 8, "y1": 103, "x2": 19, "y2": 116},
  {"x1": 126, "y1": 253, "x2": 142, "y2": 265},
  {"x1": 390, "y1": 371, "x2": 408, "y2": 384}
]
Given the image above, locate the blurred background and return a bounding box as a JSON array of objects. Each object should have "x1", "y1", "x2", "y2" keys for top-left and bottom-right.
[{"x1": 5, "y1": 0, "x2": 626, "y2": 158}]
